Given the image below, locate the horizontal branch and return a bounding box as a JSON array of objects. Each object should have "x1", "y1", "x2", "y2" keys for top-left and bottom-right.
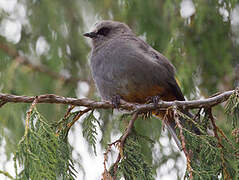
[{"x1": 0, "y1": 89, "x2": 236, "y2": 111}]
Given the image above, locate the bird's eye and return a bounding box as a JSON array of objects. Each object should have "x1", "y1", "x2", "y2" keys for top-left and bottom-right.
[{"x1": 97, "y1": 27, "x2": 110, "y2": 36}]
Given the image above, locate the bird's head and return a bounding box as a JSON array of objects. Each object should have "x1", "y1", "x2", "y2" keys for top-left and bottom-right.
[{"x1": 84, "y1": 20, "x2": 133, "y2": 48}]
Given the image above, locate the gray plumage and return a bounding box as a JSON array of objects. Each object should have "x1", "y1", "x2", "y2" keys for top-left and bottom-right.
[
  {"x1": 86, "y1": 20, "x2": 184, "y2": 101},
  {"x1": 84, "y1": 20, "x2": 196, "y2": 149}
]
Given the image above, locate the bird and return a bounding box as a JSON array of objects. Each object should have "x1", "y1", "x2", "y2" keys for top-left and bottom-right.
[{"x1": 84, "y1": 20, "x2": 200, "y2": 150}]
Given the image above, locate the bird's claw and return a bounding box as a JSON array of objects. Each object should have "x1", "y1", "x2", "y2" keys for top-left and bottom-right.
[
  {"x1": 111, "y1": 95, "x2": 121, "y2": 108},
  {"x1": 147, "y1": 95, "x2": 161, "y2": 108}
]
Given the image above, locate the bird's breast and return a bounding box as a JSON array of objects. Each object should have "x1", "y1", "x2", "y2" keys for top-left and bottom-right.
[{"x1": 90, "y1": 41, "x2": 133, "y2": 100}]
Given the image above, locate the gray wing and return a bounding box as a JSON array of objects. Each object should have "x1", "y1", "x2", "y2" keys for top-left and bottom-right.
[{"x1": 131, "y1": 36, "x2": 186, "y2": 101}]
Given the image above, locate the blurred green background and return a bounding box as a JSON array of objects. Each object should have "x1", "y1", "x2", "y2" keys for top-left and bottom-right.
[{"x1": 0, "y1": 0, "x2": 238, "y2": 179}]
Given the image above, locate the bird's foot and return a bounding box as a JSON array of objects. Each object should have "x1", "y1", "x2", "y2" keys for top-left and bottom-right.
[
  {"x1": 111, "y1": 95, "x2": 121, "y2": 108},
  {"x1": 147, "y1": 95, "x2": 161, "y2": 108},
  {"x1": 142, "y1": 95, "x2": 161, "y2": 119}
]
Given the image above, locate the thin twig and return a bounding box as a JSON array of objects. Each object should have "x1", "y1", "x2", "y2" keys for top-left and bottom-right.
[
  {"x1": 24, "y1": 97, "x2": 39, "y2": 137},
  {"x1": 217, "y1": 124, "x2": 236, "y2": 150},
  {"x1": 0, "y1": 100, "x2": 7, "y2": 108},
  {"x1": 112, "y1": 112, "x2": 139, "y2": 180},
  {"x1": 56, "y1": 105, "x2": 75, "y2": 135},
  {"x1": 0, "y1": 170, "x2": 14, "y2": 180},
  {"x1": 64, "y1": 105, "x2": 75, "y2": 119},
  {"x1": 207, "y1": 108, "x2": 231, "y2": 180},
  {"x1": 102, "y1": 140, "x2": 120, "y2": 180},
  {"x1": 173, "y1": 106, "x2": 193, "y2": 179},
  {"x1": 232, "y1": 128, "x2": 239, "y2": 144},
  {"x1": 56, "y1": 106, "x2": 92, "y2": 138},
  {"x1": 193, "y1": 108, "x2": 202, "y2": 121},
  {"x1": 67, "y1": 107, "x2": 92, "y2": 129},
  {"x1": 102, "y1": 112, "x2": 139, "y2": 180},
  {"x1": 120, "y1": 112, "x2": 139, "y2": 147},
  {"x1": 207, "y1": 108, "x2": 223, "y2": 148}
]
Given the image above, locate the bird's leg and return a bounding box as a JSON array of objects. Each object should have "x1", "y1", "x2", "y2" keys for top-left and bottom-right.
[
  {"x1": 142, "y1": 95, "x2": 161, "y2": 119},
  {"x1": 152, "y1": 95, "x2": 161, "y2": 108},
  {"x1": 111, "y1": 95, "x2": 121, "y2": 108},
  {"x1": 147, "y1": 95, "x2": 161, "y2": 108}
]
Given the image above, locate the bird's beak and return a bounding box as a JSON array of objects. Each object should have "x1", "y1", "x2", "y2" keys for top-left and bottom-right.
[{"x1": 83, "y1": 32, "x2": 97, "y2": 38}]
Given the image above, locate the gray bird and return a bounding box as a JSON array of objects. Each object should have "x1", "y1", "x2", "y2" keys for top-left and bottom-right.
[{"x1": 84, "y1": 20, "x2": 199, "y2": 149}]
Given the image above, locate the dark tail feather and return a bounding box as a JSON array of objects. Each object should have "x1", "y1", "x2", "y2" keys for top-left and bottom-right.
[
  {"x1": 165, "y1": 120, "x2": 183, "y2": 150},
  {"x1": 180, "y1": 110, "x2": 201, "y2": 135},
  {"x1": 165, "y1": 110, "x2": 200, "y2": 150}
]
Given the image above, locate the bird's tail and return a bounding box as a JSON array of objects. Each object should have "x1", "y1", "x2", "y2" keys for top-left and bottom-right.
[{"x1": 154, "y1": 110, "x2": 200, "y2": 150}]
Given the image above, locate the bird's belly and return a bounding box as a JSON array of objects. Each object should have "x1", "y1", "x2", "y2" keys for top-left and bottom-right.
[{"x1": 94, "y1": 69, "x2": 172, "y2": 104}]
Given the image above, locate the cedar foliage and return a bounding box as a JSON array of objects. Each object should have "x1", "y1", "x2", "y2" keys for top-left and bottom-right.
[
  {"x1": 15, "y1": 108, "x2": 76, "y2": 179},
  {"x1": 9, "y1": 91, "x2": 238, "y2": 179}
]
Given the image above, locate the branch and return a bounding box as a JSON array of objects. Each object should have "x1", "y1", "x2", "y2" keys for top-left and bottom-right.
[
  {"x1": 173, "y1": 107, "x2": 193, "y2": 179},
  {"x1": 102, "y1": 140, "x2": 120, "y2": 180},
  {"x1": 0, "y1": 43, "x2": 85, "y2": 84},
  {"x1": 113, "y1": 112, "x2": 138, "y2": 179},
  {"x1": 0, "y1": 170, "x2": 14, "y2": 180},
  {"x1": 102, "y1": 112, "x2": 139, "y2": 180},
  {"x1": 207, "y1": 108, "x2": 232, "y2": 179},
  {"x1": 0, "y1": 89, "x2": 236, "y2": 111}
]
